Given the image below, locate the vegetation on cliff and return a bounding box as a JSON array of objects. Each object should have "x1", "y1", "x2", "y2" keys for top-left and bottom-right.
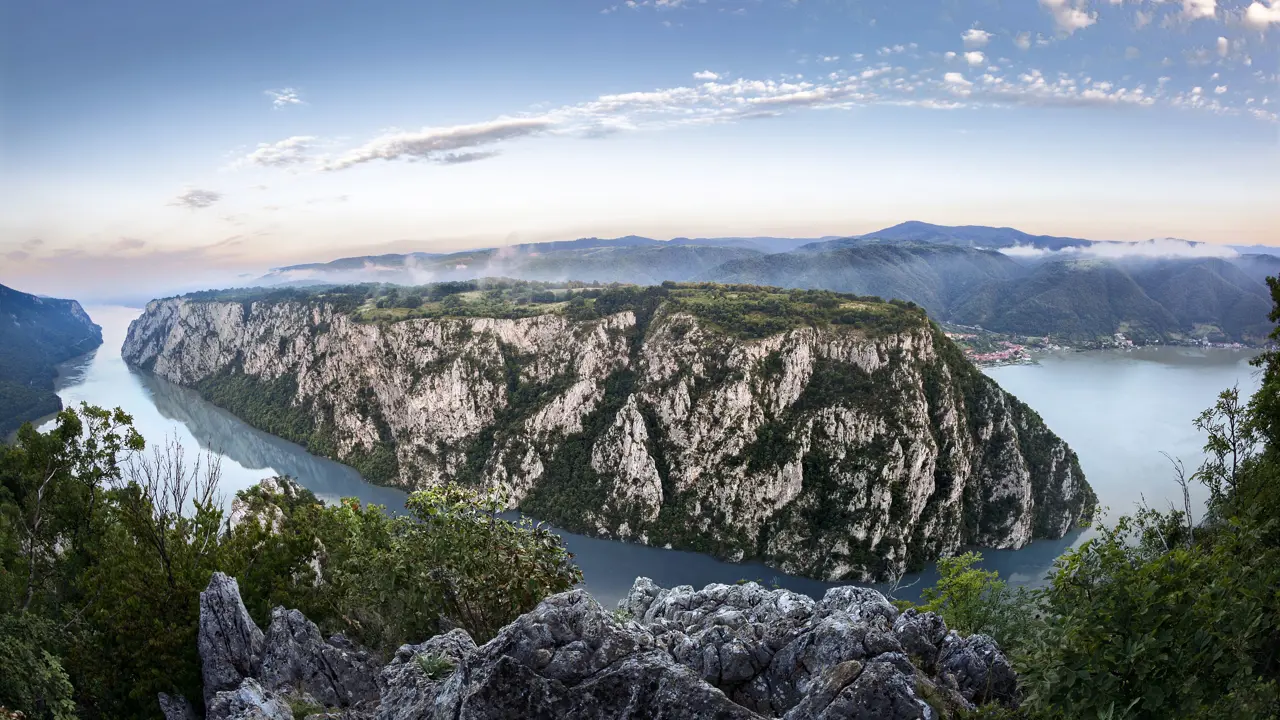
[{"x1": 0, "y1": 284, "x2": 103, "y2": 435}]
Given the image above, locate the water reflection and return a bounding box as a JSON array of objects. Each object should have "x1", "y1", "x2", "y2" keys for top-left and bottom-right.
[{"x1": 138, "y1": 371, "x2": 410, "y2": 512}]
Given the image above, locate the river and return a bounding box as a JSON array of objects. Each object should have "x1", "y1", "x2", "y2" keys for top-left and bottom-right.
[{"x1": 43, "y1": 306, "x2": 1262, "y2": 607}]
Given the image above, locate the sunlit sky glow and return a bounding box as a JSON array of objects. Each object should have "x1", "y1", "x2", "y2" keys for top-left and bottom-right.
[{"x1": 1, "y1": 0, "x2": 1277, "y2": 299}]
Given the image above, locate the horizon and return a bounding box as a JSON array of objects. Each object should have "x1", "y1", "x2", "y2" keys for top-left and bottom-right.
[{"x1": 3, "y1": 0, "x2": 1278, "y2": 300}]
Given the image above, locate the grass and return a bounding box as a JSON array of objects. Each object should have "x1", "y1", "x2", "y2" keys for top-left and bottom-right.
[
  {"x1": 288, "y1": 698, "x2": 324, "y2": 720},
  {"x1": 415, "y1": 651, "x2": 457, "y2": 680}
]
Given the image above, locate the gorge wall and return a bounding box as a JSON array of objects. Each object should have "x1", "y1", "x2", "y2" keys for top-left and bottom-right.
[{"x1": 122, "y1": 286, "x2": 1095, "y2": 581}]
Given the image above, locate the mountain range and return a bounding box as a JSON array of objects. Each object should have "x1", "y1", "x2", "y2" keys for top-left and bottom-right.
[{"x1": 250, "y1": 222, "x2": 1279, "y2": 344}]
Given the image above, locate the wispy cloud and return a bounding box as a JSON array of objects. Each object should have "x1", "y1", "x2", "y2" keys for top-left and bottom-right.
[
  {"x1": 238, "y1": 40, "x2": 1274, "y2": 176},
  {"x1": 322, "y1": 118, "x2": 553, "y2": 170},
  {"x1": 265, "y1": 87, "x2": 305, "y2": 109},
  {"x1": 169, "y1": 188, "x2": 223, "y2": 209},
  {"x1": 1001, "y1": 237, "x2": 1238, "y2": 259},
  {"x1": 234, "y1": 136, "x2": 318, "y2": 169}
]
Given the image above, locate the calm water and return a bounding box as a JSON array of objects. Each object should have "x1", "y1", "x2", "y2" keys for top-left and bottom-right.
[{"x1": 43, "y1": 307, "x2": 1262, "y2": 606}]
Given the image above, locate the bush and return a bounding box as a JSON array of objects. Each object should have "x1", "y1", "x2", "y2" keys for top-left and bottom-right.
[{"x1": 0, "y1": 405, "x2": 584, "y2": 717}]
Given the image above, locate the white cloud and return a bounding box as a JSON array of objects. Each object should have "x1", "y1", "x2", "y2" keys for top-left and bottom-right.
[
  {"x1": 693, "y1": 70, "x2": 720, "y2": 80},
  {"x1": 1215, "y1": 85, "x2": 1228, "y2": 94},
  {"x1": 169, "y1": 188, "x2": 222, "y2": 209},
  {"x1": 242, "y1": 53, "x2": 1275, "y2": 178},
  {"x1": 1002, "y1": 238, "x2": 1238, "y2": 260},
  {"x1": 1014, "y1": 32, "x2": 1033, "y2": 50},
  {"x1": 1244, "y1": 0, "x2": 1280, "y2": 28},
  {"x1": 963, "y1": 28, "x2": 992, "y2": 48},
  {"x1": 944, "y1": 51, "x2": 958, "y2": 60},
  {"x1": 1182, "y1": 0, "x2": 1216, "y2": 20},
  {"x1": 265, "y1": 88, "x2": 305, "y2": 109},
  {"x1": 1039, "y1": 0, "x2": 1097, "y2": 34},
  {"x1": 1217, "y1": 36, "x2": 1229, "y2": 56},
  {"x1": 324, "y1": 118, "x2": 554, "y2": 171},
  {"x1": 234, "y1": 136, "x2": 318, "y2": 168},
  {"x1": 1136, "y1": 9, "x2": 1154, "y2": 27}
]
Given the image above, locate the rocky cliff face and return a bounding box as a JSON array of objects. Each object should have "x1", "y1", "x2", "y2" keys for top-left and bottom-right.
[
  {"x1": 179, "y1": 572, "x2": 1017, "y2": 720},
  {"x1": 123, "y1": 288, "x2": 1093, "y2": 580}
]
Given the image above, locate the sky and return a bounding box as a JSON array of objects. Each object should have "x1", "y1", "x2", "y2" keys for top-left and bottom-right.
[{"x1": 1, "y1": 0, "x2": 1277, "y2": 300}]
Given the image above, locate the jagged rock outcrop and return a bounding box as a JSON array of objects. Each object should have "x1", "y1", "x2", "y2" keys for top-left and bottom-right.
[
  {"x1": 259, "y1": 607, "x2": 380, "y2": 706},
  {"x1": 123, "y1": 287, "x2": 1094, "y2": 580},
  {"x1": 183, "y1": 573, "x2": 1017, "y2": 720},
  {"x1": 199, "y1": 573, "x2": 266, "y2": 704}
]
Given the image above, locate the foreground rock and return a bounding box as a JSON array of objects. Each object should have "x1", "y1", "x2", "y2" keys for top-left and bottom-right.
[{"x1": 178, "y1": 573, "x2": 1017, "y2": 719}]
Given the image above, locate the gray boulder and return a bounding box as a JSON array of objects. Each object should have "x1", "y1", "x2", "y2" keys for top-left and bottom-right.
[
  {"x1": 375, "y1": 629, "x2": 477, "y2": 720},
  {"x1": 198, "y1": 573, "x2": 265, "y2": 705},
  {"x1": 936, "y1": 632, "x2": 1018, "y2": 705},
  {"x1": 158, "y1": 692, "x2": 197, "y2": 720},
  {"x1": 433, "y1": 589, "x2": 763, "y2": 719},
  {"x1": 892, "y1": 609, "x2": 950, "y2": 671},
  {"x1": 206, "y1": 678, "x2": 292, "y2": 720},
  {"x1": 819, "y1": 586, "x2": 900, "y2": 627},
  {"x1": 780, "y1": 661, "x2": 934, "y2": 720},
  {"x1": 260, "y1": 606, "x2": 381, "y2": 708}
]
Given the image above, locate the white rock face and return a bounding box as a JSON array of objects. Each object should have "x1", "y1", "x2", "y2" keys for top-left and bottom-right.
[{"x1": 123, "y1": 298, "x2": 1094, "y2": 581}]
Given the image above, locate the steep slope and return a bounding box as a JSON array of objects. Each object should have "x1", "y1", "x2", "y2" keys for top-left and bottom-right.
[
  {"x1": 0, "y1": 283, "x2": 103, "y2": 434},
  {"x1": 123, "y1": 283, "x2": 1094, "y2": 581},
  {"x1": 949, "y1": 260, "x2": 1181, "y2": 342},
  {"x1": 1126, "y1": 258, "x2": 1273, "y2": 342},
  {"x1": 703, "y1": 243, "x2": 1023, "y2": 317}
]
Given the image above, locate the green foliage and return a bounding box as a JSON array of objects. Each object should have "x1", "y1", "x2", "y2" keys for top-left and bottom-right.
[
  {"x1": 0, "y1": 615, "x2": 76, "y2": 720},
  {"x1": 415, "y1": 652, "x2": 456, "y2": 680},
  {"x1": 918, "y1": 553, "x2": 1039, "y2": 654},
  {"x1": 0, "y1": 404, "x2": 583, "y2": 717},
  {"x1": 242, "y1": 484, "x2": 582, "y2": 649}
]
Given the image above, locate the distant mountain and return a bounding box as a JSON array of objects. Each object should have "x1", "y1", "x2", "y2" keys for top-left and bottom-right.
[
  {"x1": 836, "y1": 221, "x2": 1098, "y2": 251},
  {"x1": 702, "y1": 242, "x2": 1022, "y2": 317},
  {"x1": 246, "y1": 223, "x2": 1279, "y2": 344},
  {"x1": 256, "y1": 237, "x2": 765, "y2": 287},
  {"x1": 0, "y1": 283, "x2": 103, "y2": 435}
]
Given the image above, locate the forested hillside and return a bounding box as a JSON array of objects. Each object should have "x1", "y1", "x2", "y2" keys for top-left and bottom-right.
[
  {"x1": 247, "y1": 226, "x2": 1278, "y2": 345},
  {"x1": 0, "y1": 284, "x2": 102, "y2": 435}
]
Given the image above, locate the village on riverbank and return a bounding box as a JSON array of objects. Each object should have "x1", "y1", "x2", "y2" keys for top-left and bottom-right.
[{"x1": 941, "y1": 324, "x2": 1257, "y2": 367}]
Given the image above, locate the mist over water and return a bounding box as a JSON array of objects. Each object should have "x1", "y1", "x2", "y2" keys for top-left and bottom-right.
[{"x1": 47, "y1": 307, "x2": 1262, "y2": 607}]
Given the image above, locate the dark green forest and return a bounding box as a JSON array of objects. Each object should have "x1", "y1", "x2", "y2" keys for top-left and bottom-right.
[{"x1": 0, "y1": 284, "x2": 103, "y2": 436}]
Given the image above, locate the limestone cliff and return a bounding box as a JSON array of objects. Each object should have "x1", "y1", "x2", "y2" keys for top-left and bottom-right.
[{"x1": 123, "y1": 284, "x2": 1094, "y2": 580}]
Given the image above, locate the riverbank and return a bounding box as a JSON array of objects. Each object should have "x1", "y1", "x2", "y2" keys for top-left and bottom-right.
[{"x1": 942, "y1": 322, "x2": 1265, "y2": 368}]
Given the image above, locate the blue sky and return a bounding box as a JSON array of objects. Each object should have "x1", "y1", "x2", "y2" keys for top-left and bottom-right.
[{"x1": 1, "y1": 0, "x2": 1277, "y2": 299}]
